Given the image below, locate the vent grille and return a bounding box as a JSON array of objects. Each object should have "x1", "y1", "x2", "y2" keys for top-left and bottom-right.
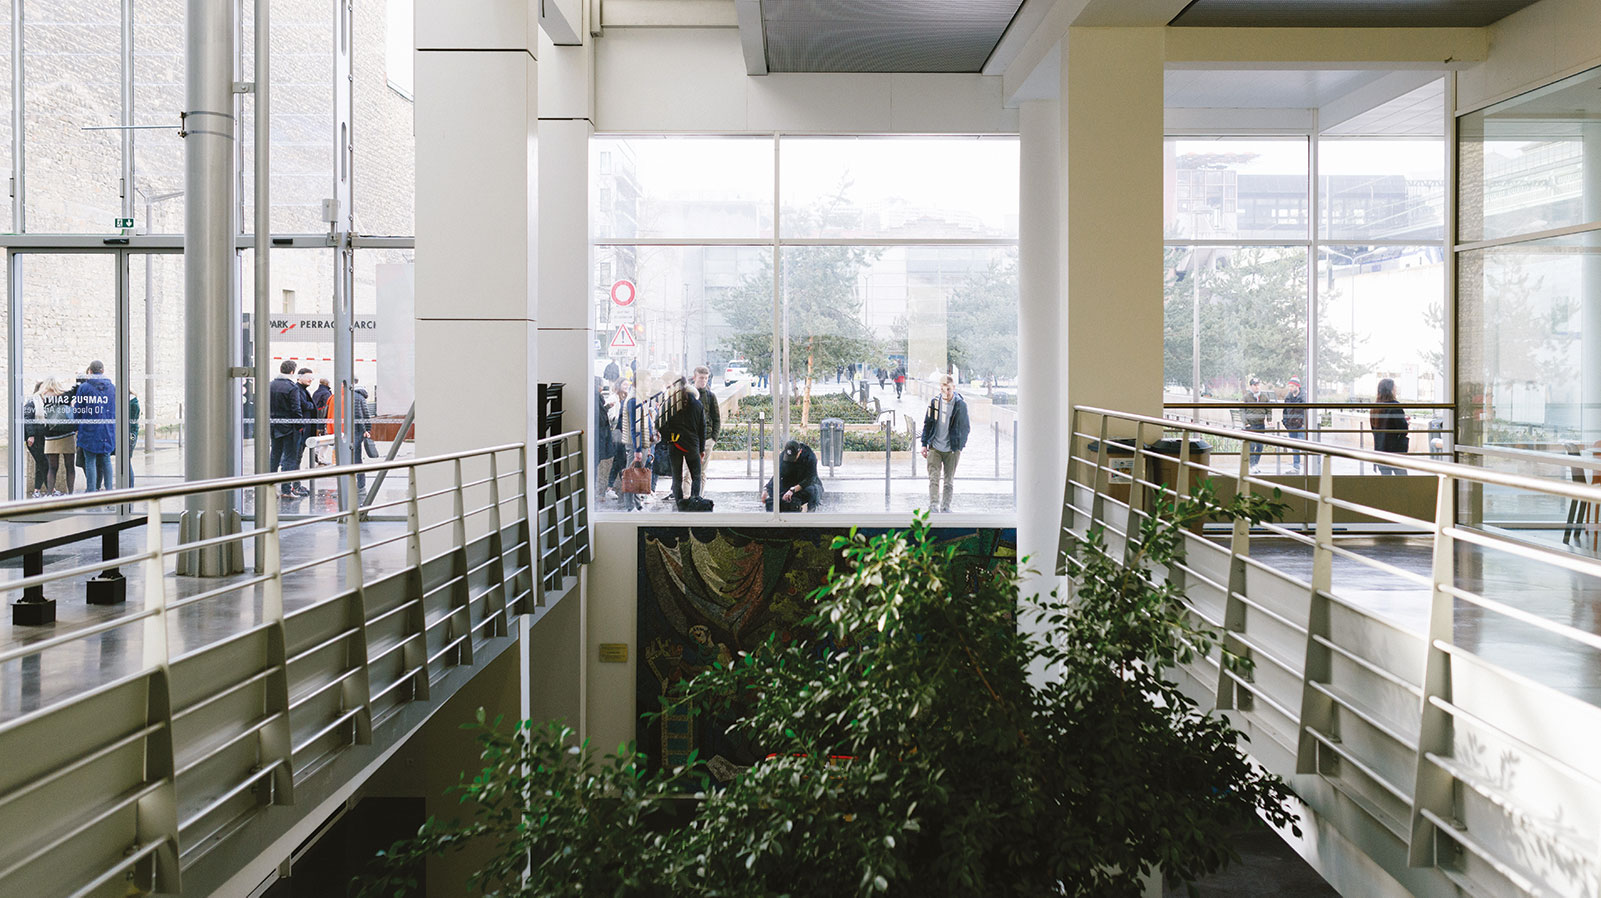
[{"x1": 762, "y1": 0, "x2": 1025, "y2": 74}]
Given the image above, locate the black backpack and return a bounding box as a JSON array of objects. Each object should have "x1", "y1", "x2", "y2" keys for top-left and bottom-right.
[{"x1": 677, "y1": 496, "x2": 714, "y2": 512}]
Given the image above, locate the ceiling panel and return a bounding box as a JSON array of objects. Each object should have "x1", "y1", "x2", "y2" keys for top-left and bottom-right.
[
  {"x1": 1170, "y1": 0, "x2": 1544, "y2": 28},
  {"x1": 761, "y1": 0, "x2": 1026, "y2": 73}
]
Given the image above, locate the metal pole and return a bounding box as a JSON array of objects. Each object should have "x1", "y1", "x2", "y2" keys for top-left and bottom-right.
[
  {"x1": 883, "y1": 418, "x2": 890, "y2": 509},
  {"x1": 8, "y1": 0, "x2": 22, "y2": 500},
  {"x1": 758, "y1": 413, "x2": 765, "y2": 497},
  {"x1": 251, "y1": 0, "x2": 271, "y2": 569},
  {"x1": 181, "y1": 0, "x2": 242, "y2": 574}
]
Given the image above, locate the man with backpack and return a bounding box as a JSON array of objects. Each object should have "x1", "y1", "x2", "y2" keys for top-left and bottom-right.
[{"x1": 75, "y1": 360, "x2": 118, "y2": 491}]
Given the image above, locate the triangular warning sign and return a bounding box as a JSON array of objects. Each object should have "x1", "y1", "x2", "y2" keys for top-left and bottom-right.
[{"x1": 609, "y1": 324, "x2": 636, "y2": 349}]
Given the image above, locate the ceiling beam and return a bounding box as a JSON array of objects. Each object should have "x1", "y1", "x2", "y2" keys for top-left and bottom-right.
[
  {"x1": 1165, "y1": 27, "x2": 1488, "y2": 69},
  {"x1": 1317, "y1": 70, "x2": 1440, "y2": 132},
  {"x1": 735, "y1": 0, "x2": 766, "y2": 75}
]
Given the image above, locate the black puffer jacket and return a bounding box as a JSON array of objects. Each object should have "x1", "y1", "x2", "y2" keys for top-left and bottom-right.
[{"x1": 657, "y1": 387, "x2": 705, "y2": 455}]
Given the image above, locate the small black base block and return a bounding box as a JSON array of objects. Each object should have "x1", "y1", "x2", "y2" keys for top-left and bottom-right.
[
  {"x1": 12, "y1": 599, "x2": 57, "y2": 626},
  {"x1": 86, "y1": 572, "x2": 127, "y2": 606}
]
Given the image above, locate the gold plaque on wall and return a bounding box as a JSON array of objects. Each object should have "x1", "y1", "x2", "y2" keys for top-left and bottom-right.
[{"x1": 599, "y1": 643, "x2": 629, "y2": 663}]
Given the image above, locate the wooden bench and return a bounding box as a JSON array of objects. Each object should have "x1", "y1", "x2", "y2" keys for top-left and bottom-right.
[{"x1": 4, "y1": 514, "x2": 145, "y2": 626}]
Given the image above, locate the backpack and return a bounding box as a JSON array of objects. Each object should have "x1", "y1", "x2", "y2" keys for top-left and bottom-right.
[{"x1": 677, "y1": 496, "x2": 714, "y2": 512}]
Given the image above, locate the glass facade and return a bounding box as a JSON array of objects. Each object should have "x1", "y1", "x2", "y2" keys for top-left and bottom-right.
[{"x1": 592, "y1": 135, "x2": 1019, "y2": 516}]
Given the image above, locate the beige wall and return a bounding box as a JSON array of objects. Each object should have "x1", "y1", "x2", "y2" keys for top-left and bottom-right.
[{"x1": 1456, "y1": 0, "x2": 1601, "y2": 114}]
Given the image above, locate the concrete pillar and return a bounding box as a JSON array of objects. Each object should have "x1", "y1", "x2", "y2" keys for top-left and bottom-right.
[
  {"x1": 1579, "y1": 123, "x2": 1601, "y2": 441},
  {"x1": 1017, "y1": 98, "x2": 1065, "y2": 600},
  {"x1": 180, "y1": 0, "x2": 242, "y2": 575},
  {"x1": 414, "y1": 1, "x2": 541, "y2": 466},
  {"x1": 1061, "y1": 28, "x2": 1165, "y2": 421}
]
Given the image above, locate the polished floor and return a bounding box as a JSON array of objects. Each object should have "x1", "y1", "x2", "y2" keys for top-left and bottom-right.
[{"x1": 0, "y1": 507, "x2": 411, "y2": 723}]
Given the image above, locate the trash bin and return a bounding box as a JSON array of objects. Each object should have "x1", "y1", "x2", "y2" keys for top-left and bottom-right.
[
  {"x1": 858, "y1": 382, "x2": 870, "y2": 405},
  {"x1": 1144, "y1": 438, "x2": 1212, "y2": 492},
  {"x1": 1083, "y1": 438, "x2": 1139, "y2": 502},
  {"x1": 820, "y1": 418, "x2": 845, "y2": 468}
]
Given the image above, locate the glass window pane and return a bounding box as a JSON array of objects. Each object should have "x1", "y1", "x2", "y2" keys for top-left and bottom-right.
[
  {"x1": 1459, "y1": 65, "x2": 1601, "y2": 243},
  {"x1": 127, "y1": 253, "x2": 184, "y2": 496},
  {"x1": 779, "y1": 137, "x2": 1019, "y2": 240},
  {"x1": 353, "y1": 0, "x2": 414, "y2": 236},
  {"x1": 0, "y1": 4, "x2": 13, "y2": 233},
  {"x1": 780, "y1": 245, "x2": 1017, "y2": 515},
  {"x1": 353, "y1": 248, "x2": 416, "y2": 509},
  {"x1": 242, "y1": 0, "x2": 336, "y2": 234},
  {"x1": 1318, "y1": 139, "x2": 1445, "y2": 241},
  {"x1": 1316, "y1": 245, "x2": 1447, "y2": 403},
  {"x1": 1165, "y1": 138, "x2": 1308, "y2": 240},
  {"x1": 240, "y1": 247, "x2": 337, "y2": 477},
  {"x1": 1189, "y1": 245, "x2": 1309, "y2": 395},
  {"x1": 24, "y1": 5, "x2": 122, "y2": 233},
  {"x1": 592, "y1": 244, "x2": 774, "y2": 514},
  {"x1": 132, "y1": 0, "x2": 186, "y2": 234},
  {"x1": 591, "y1": 137, "x2": 773, "y2": 241}
]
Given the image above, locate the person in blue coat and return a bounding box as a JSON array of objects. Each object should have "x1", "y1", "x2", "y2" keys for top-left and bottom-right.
[{"x1": 75, "y1": 360, "x2": 118, "y2": 491}]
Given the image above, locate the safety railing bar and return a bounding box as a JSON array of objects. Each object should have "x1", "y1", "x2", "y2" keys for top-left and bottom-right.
[
  {"x1": 1322, "y1": 543, "x2": 1436, "y2": 588},
  {"x1": 1415, "y1": 807, "x2": 1541, "y2": 894},
  {"x1": 0, "y1": 780, "x2": 167, "y2": 883},
  {"x1": 172, "y1": 667, "x2": 277, "y2": 720},
  {"x1": 290, "y1": 707, "x2": 363, "y2": 757},
  {"x1": 284, "y1": 626, "x2": 360, "y2": 667},
  {"x1": 421, "y1": 574, "x2": 465, "y2": 603},
  {"x1": 1224, "y1": 629, "x2": 1303, "y2": 677},
  {"x1": 426, "y1": 632, "x2": 470, "y2": 666},
  {"x1": 464, "y1": 502, "x2": 498, "y2": 519},
  {"x1": 1221, "y1": 667, "x2": 1300, "y2": 724},
  {"x1": 0, "y1": 443, "x2": 528, "y2": 517},
  {"x1": 163, "y1": 525, "x2": 273, "y2": 557},
  {"x1": 1428, "y1": 696, "x2": 1601, "y2": 795},
  {"x1": 1085, "y1": 405, "x2": 1601, "y2": 502},
  {"x1": 1302, "y1": 725, "x2": 1415, "y2": 805},
  {"x1": 457, "y1": 475, "x2": 496, "y2": 490},
  {"x1": 1164, "y1": 401, "x2": 1453, "y2": 410},
  {"x1": 287, "y1": 668, "x2": 362, "y2": 713},
  {"x1": 414, "y1": 485, "x2": 460, "y2": 503},
  {"x1": 64, "y1": 835, "x2": 168, "y2": 898},
  {"x1": 417, "y1": 517, "x2": 457, "y2": 535},
  {"x1": 359, "y1": 495, "x2": 412, "y2": 514},
  {"x1": 1169, "y1": 560, "x2": 1228, "y2": 596},
  {"x1": 469, "y1": 612, "x2": 499, "y2": 637},
  {"x1": 0, "y1": 608, "x2": 161, "y2": 666},
  {"x1": 1255, "y1": 520, "x2": 1317, "y2": 546},
  {"x1": 1458, "y1": 442, "x2": 1601, "y2": 474},
  {"x1": 533, "y1": 430, "x2": 582, "y2": 448},
  {"x1": 1423, "y1": 749, "x2": 1590, "y2": 861},
  {"x1": 364, "y1": 598, "x2": 422, "y2": 630},
  {"x1": 1311, "y1": 633, "x2": 1424, "y2": 697},
  {"x1": 281, "y1": 590, "x2": 360, "y2": 623},
  {"x1": 1235, "y1": 552, "x2": 1311, "y2": 592},
  {"x1": 1323, "y1": 497, "x2": 1434, "y2": 530},
  {"x1": 277, "y1": 509, "x2": 356, "y2": 533},
  {"x1": 166, "y1": 571, "x2": 278, "y2": 612},
  {"x1": 0, "y1": 550, "x2": 159, "y2": 595},
  {"x1": 173, "y1": 712, "x2": 287, "y2": 778},
  {"x1": 1226, "y1": 587, "x2": 1310, "y2": 637},
  {"x1": 370, "y1": 664, "x2": 426, "y2": 702},
  {"x1": 1445, "y1": 524, "x2": 1601, "y2": 582},
  {"x1": 281, "y1": 549, "x2": 353, "y2": 578},
  {"x1": 465, "y1": 555, "x2": 497, "y2": 579},
  {"x1": 366, "y1": 631, "x2": 423, "y2": 666},
  {"x1": 362, "y1": 530, "x2": 412, "y2": 552},
  {"x1": 1307, "y1": 681, "x2": 1419, "y2": 751},
  {"x1": 0, "y1": 721, "x2": 164, "y2": 812},
  {"x1": 1439, "y1": 583, "x2": 1601, "y2": 655},
  {"x1": 178, "y1": 761, "x2": 283, "y2": 830},
  {"x1": 0, "y1": 670, "x2": 157, "y2": 738}
]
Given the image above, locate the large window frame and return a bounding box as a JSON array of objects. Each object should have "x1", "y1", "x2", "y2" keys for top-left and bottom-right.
[{"x1": 592, "y1": 133, "x2": 1021, "y2": 524}]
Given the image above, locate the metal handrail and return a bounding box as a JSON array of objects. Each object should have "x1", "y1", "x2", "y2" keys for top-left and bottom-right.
[{"x1": 1077, "y1": 405, "x2": 1601, "y2": 503}]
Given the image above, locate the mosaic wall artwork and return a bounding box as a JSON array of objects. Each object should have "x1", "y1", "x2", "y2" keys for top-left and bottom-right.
[{"x1": 636, "y1": 526, "x2": 1016, "y2": 777}]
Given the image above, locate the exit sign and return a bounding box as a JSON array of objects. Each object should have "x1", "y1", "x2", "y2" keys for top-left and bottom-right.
[{"x1": 114, "y1": 218, "x2": 134, "y2": 229}]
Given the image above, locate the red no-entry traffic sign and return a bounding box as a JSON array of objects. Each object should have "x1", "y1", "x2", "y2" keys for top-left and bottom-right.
[{"x1": 611, "y1": 280, "x2": 637, "y2": 306}]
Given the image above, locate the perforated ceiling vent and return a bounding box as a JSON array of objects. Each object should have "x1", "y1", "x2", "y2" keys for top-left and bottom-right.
[{"x1": 761, "y1": 0, "x2": 1027, "y2": 74}]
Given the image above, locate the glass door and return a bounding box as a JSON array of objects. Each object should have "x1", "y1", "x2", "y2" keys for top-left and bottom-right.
[{"x1": 126, "y1": 252, "x2": 186, "y2": 499}]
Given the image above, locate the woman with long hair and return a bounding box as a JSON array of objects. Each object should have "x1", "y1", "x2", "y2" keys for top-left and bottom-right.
[
  {"x1": 1369, "y1": 377, "x2": 1409, "y2": 476},
  {"x1": 39, "y1": 376, "x2": 78, "y2": 494},
  {"x1": 655, "y1": 374, "x2": 705, "y2": 507}
]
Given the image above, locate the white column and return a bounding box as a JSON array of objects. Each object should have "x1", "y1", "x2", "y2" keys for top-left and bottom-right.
[
  {"x1": 1579, "y1": 123, "x2": 1601, "y2": 441},
  {"x1": 414, "y1": 1, "x2": 541, "y2": 460},
  {"x1": 1018, "y1": 98, "x2": 1065, "y2": 603},
  {"x1": 1061, "y1": 28, "x2": 1165, "y2": 421}
]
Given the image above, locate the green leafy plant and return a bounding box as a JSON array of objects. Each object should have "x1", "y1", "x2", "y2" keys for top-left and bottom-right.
[{"x1": 362, "y1": 483, "x2": 1298, "y2": 897}]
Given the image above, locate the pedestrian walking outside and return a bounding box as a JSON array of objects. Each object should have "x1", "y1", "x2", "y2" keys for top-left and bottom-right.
[
  {"x1": 656, "y1": 375, "x2": 705, "y2": 508},
  {"x1": 269, "y1": 360, "x2": 312, "y2": 496},
  {"x1": 1370, "y1": 378, "x2": 1410, "y2": 476},
  {"x1": 24, "y1": 382, "x2": 47, "y2": 497},
  {"x1": 40, "y1": 376, "x2": 78, "y2": 495},
  {"x1": 75, "y1": 360, "x2": 117, "y2": 491},
  {"x1": 893, "y1": 366, "x2": 906, "y2": 400},
  {"x1": 693, "y1": 365, "x2": 721, "y2": 466},
  {"x1": 1281, "y1": 376, "x2": 1307, "y2": 473},
  {"x1": 1242, "y1": 376, "x2": 1269, "y2": 473},
  {"x1": 920, "y1": 374, "x2": 969, "y2": 513}
]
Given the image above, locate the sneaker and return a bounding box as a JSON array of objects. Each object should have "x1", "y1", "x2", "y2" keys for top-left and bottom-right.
[{"x1": 1249, "y1": 465, "x2": 1262, "y2": 475}]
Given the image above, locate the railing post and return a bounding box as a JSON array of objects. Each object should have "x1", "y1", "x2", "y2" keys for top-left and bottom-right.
[
  {"x1": 402, "y1": 466, "x2": 430, "y2": 701},
  {"x1": 531, "y1": 443, "x2": 547, "y2": 610},
  {"x1": 516, "y1": 444, "x2": 538, "y2": 616},
  {"x1": 254, "y1": 483, "x2": 296, "y2": 803},
  {"x1": 449, "y1": 458, "x2": 474, "y2": 666},
  {"x1": 573, "y1": 435, "x2": 592, "y2": 566},
  {"x1": 994, "y1": 419, "x2": 1000, "y2": 478},
  {"x1": 343, "y1": 470, "x2": 374, "y2": 745},
  {"x1": 139, "y1": 498, "x2": 182, "y2": 893},
  {"x1": 1176, "y1": 427, "x2": 1192, "y2": 497},
  {"x1": 1089, "y1": 414, "x2": 1110, "y2": 531},
  {"x1": 1011, "y1": 419, "x2": 1017, "y2": 504},
  {"x1": 884, "y1": 418, "x2": 892, "y2": 510},
  {"x1": 1124, "y1": 419, "x2": 1151, "y2": 567},
  {"x1": 484, "y1": 451, "x2": 509, "y2": 636},
  {"x1": 1408, "y1": 473, "x2": 1458, "y2": 867},
  {"x1": 1215, "y1": 445, "x2": 1256, "y2": 711},
  {"x1": 1295, "y1": 461, "x2": 1338, "y2": 774}
]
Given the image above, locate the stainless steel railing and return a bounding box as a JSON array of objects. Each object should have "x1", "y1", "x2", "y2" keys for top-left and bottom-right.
[
  {"x1": 1065, "y1": 406, "x2": 1601, "y2": 897},
  {"x1": 0, "y1": 431, "x2": 589, "y2": 897}
]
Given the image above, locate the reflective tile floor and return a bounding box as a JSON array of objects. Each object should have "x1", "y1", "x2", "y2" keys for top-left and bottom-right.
[{"x1": 0, "y1": 513, "x2": 411, "y2": 723}]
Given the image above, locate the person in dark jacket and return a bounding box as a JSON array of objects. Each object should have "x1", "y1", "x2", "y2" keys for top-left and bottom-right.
[
  {"x1": 75, "y1": 360, "x2": 118, "y2": 491},
  {"x1": 1370, "y1": 377, "x2": 1410, "y2": 476},
  {"x1": 594, "y1": 377, "x2": 617, "y2": 486},
  {"x1": 919, "y1": 375, "x2": 970, "y2": 513},
  {"x1": 692, "y1": 365, "x2": 721, "y2": 462},
  {"x1": 39, "y1": 376, "x2": 77, "y2": 495},
  {"x1": 269, "y1": 360, "x2": 312, "y2": 497},
  {"x1": 23, "y1": 383, "x2": 47, "y2": 497},
  {"x1": 311, "y1": 377, "x2": 332, "y2": 434},
  {"x1": 763, "y1": 440, "x2": 824, "y2": 512},
  {"x1": 656, "y1": 376, "x2": 705, "y2": 506},
  {"x1": 1281, "y1": 376, "x2": 1308, "y2": 473}
]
